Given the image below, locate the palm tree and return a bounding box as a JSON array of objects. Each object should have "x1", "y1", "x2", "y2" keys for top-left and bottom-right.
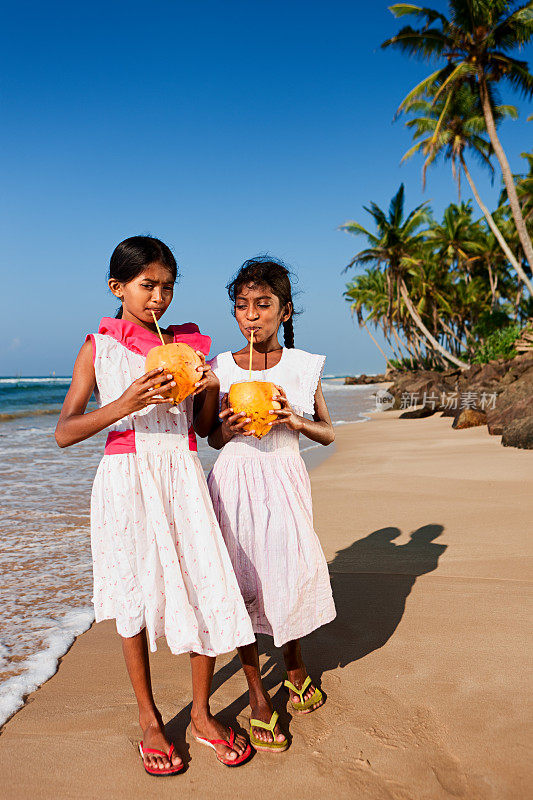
[
  {"x1": 425, "y1": 201, "x2": 485, "y2": 281},
  {"x1": 400, "y1": 82, "x2": 533, "y2": 294},
  {"x1": 340, "y1": 184, "x2": 468, "y2": 367},
  {"x1": 382, "y1": 1, "x2": 533, "y2": 273}
]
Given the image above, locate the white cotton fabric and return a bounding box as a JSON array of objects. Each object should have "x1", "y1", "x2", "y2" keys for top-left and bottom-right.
[
  {"x1": 207, "y1": 348, "x2": 336, "y2": 647},
  {"x1": 90, "y1": 333, "x2": 255, "y2": 655}
]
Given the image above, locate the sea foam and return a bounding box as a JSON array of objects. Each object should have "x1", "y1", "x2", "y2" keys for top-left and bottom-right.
[{"x1": 0, "y1": 608, "x2": 94, "y2": 728}]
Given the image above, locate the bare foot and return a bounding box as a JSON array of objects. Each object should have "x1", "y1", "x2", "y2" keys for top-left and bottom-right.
[
  {"x1": 191, "y1": 710, "x2": 249, "y2": 763},
  {"x1": 140, "y1": 713, "x2": 183, "y2": 772},
  {"x1": 286, "y1": 667, "x2": 323, "y2": 712},
  {"x1": 250, "y1": 692, "x2": 287, "y2": 745}
]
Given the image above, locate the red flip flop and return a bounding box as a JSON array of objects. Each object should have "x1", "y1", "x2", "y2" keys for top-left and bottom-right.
[
  {"x1": 138, "y1": 741, "x2": 184, "y2": 776},
  {"x1": 194, "y1": 726, "x2": 252, "y2": 767}
]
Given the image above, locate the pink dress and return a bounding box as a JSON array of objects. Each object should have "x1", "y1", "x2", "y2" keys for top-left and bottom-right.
[
  {"x1": 207, "y1": 348, "x2": 336, "y2": 647},
  {"x1": 87, "y1": 317, "x2": 255, "y2": 656}
]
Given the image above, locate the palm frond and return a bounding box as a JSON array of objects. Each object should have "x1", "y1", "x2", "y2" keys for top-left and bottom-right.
[
  {"x1": 381, "y1": 26, "x2": 449, "y2": 61},
  {"x1": 338, "y1": 221, "x2": 376, "y2": 240},
  {"x1": 388, "y1": 4, "x2": 449, "y2": 27},
  {"x1": 491, "y1": 4, "x2": 533, "y2": 51}
]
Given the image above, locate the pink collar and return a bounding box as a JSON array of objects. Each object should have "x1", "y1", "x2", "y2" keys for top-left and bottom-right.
[{"x1": 98, "y1": 317, "x2": 211, "y2": 357}]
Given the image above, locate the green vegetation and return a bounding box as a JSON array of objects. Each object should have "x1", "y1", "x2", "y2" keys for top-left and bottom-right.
[
  {"x1": 342, "y1": 1, "x2": 533, "y2": 370},
  {"x1": 471, "y1": 324, "x2": 523, "y2": 363}
]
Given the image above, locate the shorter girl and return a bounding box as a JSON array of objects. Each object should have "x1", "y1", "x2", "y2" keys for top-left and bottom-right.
[
  {"x1": 207, "y1": 257, "x2": 337, "y2": 751},
  {"x1": 56, "y1": 236, "x2": 255, "y2": 775}
]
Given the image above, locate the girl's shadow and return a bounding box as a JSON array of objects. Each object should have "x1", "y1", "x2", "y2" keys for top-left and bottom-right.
[
  {"x1": 304, "y1": 523, "x2": 446, "y2": 674},
  {"x1": 166, "y1": 524, "x2": 446, "y2": 741}
]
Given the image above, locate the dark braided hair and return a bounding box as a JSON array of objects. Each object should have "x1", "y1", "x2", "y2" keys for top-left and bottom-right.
[
  {"x1": 226, "y1": 256, "x2": 298, "y2": 348},
  {"x1": 109, "y1": 236, "x2": 179, "y2": 318}
]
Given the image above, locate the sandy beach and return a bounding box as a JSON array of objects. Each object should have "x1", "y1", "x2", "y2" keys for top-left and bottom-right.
[{"x1": 0, "y1": 407, "x2": 531, "y2": 800}]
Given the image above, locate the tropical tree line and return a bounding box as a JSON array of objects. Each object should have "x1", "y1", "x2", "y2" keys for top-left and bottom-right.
[
  {"x1": 342, "y1": 0, "x2": 533, "y2": 370},
  {"x1": 343, "y1": 181, "x2": 532, "y2": 370}
]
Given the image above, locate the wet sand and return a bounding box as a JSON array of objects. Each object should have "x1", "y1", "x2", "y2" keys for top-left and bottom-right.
[{"x1": 0, "y1": 409, "x2": 531, "y2": 799}]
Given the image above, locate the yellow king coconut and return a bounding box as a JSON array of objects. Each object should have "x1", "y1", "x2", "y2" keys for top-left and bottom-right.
[
  {"x1": 228, "y1": 381, "x2": 282, "y2": 439},
  {"x1": 145, "y1": 343, "x2": 203, "y2": 405}
]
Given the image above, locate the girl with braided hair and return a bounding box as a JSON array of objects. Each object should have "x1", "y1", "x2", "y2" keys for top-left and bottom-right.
[{"x1": 206, "y1": 256, "x2": 336, "y2": 752}]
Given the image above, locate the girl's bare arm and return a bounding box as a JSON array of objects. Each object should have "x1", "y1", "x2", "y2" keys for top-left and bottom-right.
[{"x1": 55, "y1": 340, "x2": 175, "y2": 448}]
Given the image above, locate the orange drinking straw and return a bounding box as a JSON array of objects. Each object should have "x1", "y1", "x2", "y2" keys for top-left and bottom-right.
[
  {"x1": 151, "y1": 310, "x2": 166, "y2": 346},
  {"x1": 248, "y1": 329, "x2": 254, "y2": 381}
]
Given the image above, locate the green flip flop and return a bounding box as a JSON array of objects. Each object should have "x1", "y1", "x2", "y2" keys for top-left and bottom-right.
[
  {"x1": 249, "y1": 710, "x2": 288, "y2": 752},
  {"x1": 284, "y1": 675, "x2": 324, "y2": 714}
]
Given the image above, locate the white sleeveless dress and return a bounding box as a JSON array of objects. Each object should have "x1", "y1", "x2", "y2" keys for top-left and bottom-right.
[
  {"x1": 207, "y1": 348, "x2": 336, "y2": 647},
  {"x1": 88, "y1": 317, "x2": 255, "y2": 656}
]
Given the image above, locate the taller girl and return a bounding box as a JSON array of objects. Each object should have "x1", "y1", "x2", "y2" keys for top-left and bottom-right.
[
  {"x1": 55, "y1": 236, "x2": 255, "y2": 775},
  {"x1": 207, "y1": 257, "x2": 337, "y2": 751}
]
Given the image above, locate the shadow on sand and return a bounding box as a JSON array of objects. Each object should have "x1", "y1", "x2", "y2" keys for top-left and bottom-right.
[{"x1": 166, "y1": 524, "x2": 446, "y2": 749}]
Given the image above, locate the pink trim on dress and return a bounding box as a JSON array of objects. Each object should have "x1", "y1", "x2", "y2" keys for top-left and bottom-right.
[
  {"x1": 188, "y1": 426, "x2": 198, "y2": 452},
  {"x1": 97, "y1": 317, "x2": 211, "y2": 358},
  {"x1": 104, "y1": 428, "x2": 197, "y2": 454},
  {"x1": 105, "y1": 430, "x2": 136, "y2": 454}
]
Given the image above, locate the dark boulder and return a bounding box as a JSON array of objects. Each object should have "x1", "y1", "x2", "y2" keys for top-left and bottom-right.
[
  {"x1": 487, "y1": 397, "x2": 532, "y2": 435},
  {"x1": 389, "y1": 371, "x2": 455, "y2": 411},
  {"x1": 501, "y1": 415, "x2": 533, "y2": 450},
  {"x1": 498, "y1": 352, "x2": 533, "y2": 386},
  {"x1": 399, "y1": 406, "x2": 438, "y2": 419},
  {"x1": 344, "y1": 374, "x2": 387, "y2": 385},
  {"x1": 486, "y1": 366, "x2": 533, "y2": 435}
]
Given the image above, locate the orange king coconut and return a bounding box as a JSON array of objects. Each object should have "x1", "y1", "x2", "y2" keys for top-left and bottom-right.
[
  {"x1": 228, "y1": 381, "x2": 282, "y2": 439},
  {"x1": 145, "y1": 343, "x2": 203, "y2": 405}
]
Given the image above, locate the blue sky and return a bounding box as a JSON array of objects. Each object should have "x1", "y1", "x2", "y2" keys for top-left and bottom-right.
[{"x1": 1, "y1": 0, "x2": 531, "y2": 376}]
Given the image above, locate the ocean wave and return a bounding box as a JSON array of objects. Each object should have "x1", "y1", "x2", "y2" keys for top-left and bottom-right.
[
  {"x1": 333, "y1": 415, "x2": 372, "y2": 425},
  {"x1": 0, "y1": 607, "x2": 94, "y2": 729},
  {"x1": 0, "y1": 377, "x2": 71, "y2": 386},
  {"x1": 322, "y1": 382, "x2": 384, "y2": 393}
]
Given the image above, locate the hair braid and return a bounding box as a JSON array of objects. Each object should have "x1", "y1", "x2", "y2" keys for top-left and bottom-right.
[{"x1": 283, "y1": 317, "x2": 295, "y2": 348}]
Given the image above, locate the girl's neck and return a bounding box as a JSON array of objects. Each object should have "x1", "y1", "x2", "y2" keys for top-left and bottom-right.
[{"x1": 233, "y1": 333, "x2": 283, "y2": 371}]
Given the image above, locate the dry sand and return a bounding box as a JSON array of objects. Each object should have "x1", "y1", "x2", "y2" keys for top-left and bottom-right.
[{"x1": 0, "y1": 409, "x2": 531, "y2": 799}]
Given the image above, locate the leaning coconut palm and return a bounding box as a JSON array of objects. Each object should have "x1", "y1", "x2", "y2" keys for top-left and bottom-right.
[
  {"x1": 382, "y1": 0, "x2": 533, "y2": 275},
  {"x1": 400, "y1": 78, "x2": 533, "y2": 294},
  {"x1": 340, "y1": 183, "x2": 468, "y2": 367}
]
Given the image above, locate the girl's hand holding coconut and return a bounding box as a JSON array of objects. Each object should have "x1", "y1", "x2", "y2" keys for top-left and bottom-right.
[
  {"x1": 218, "y1": 393, "x2": 255, "y2": 438},
  {"x1": 117, "y1": 368, "x2": 177, "y2": 415},
  {"x1": 268, "y1": 385, "x2": 304, "y2": 432},
  {"x1": 192, "y1": 351, "x2": 220, "y2": 397}
]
